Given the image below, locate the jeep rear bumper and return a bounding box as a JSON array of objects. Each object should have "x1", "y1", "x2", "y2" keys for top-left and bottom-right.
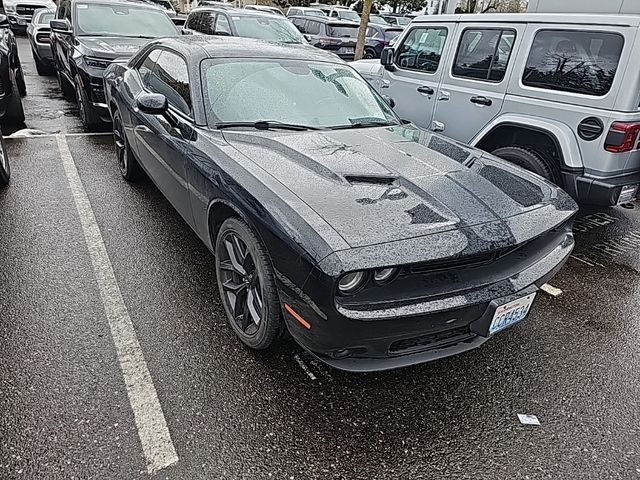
[{"x1": 562, "y1": 171, "x2": 640, "y2": 206}]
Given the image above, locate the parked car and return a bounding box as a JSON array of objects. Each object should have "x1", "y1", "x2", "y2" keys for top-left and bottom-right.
[
  {"x1": 286, "y1": 6, "x2": 325, "y2": 18},
  {"x1": 183, "y1": 7, "x2": 305, "y2": 43},
  {"x1": 0, "y1": 129, "x2": 9, "y2": 186},
  {"x1": 327, "y1": 7, "x2": 360, "y2": 22},
  {"x1": 368, "y1": 14, "x2": 391, "y2": 25},
  {"x1": 27, "y1": 8, "x2": 55, "y2": 75},
  {"x1": 0, "y1": 14, "x2": 26, "y2": 125},
  {"x1": 191, "y1": 0, "x2": 237, "y2": 9},
  {"x1": 352, "y1": 13, "x2": 640, "y2": 206},
  {"x1": 141, "y1": 0, "x2": 185, "y2": 26},
  {"x1": 290, "y1": 16, "x2": 358, "y2": 60},
  {"x1": 244, "y1": 5, "x2": 284, "y2": 16},
  {"x1": 309, "y1": 3, "x2": 331, "y2": 15},
  {"x1": 3, "y1": 0, "x2": 56, "y2": 33},
  {"x1": 50, "y1": 0, "x2": 178, "y2": 131},
  {"x1": 364, "y1": 23, "x2": 403, "y2": 59},
  {"x1": 104, "y1": 36, "x2": 577, "y2": 371},
  {"x1": 380, "y1": 14, "x2": 411, "y2": 26}
]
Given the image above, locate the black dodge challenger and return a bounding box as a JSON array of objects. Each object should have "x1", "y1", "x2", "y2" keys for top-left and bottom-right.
[{"x1": 104, "y1": 36, "x2": 578, "y2": 372}]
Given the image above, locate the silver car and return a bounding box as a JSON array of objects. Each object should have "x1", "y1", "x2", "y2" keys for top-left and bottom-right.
[
  {"x1": 352, "y1": 13, "x2": 640, "y2": 206},
  {"x1": 27, "y1": 8, "x2": 55, "y2": 75}
]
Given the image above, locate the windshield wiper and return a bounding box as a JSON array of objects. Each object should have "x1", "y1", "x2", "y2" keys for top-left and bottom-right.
[
  {"x1": 215, "y1": 121, "x2": 320, "y2": 131},
  {"x1": 330, "y1": 118, "x2": 399, "y2": 130}
]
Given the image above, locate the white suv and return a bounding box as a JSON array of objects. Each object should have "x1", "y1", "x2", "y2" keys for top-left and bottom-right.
[{"x1": 352, "y1": 13, "x2": 640, "y2": 206}]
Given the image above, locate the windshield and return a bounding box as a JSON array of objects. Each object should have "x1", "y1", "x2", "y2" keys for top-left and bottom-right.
[
  {"x1": 36, "y1": 11, "x2": 55, "y2": 24},
  {"x1": 75, "y1": 3, "x2": 177, "y2": 37},
  {"x1": 202, "y1": 59, "x2": 398, "y2": 129},
  {"x1": 232, "y1": 15, "x2": 305, "y2": 43},
  {"x1": 384, "y1": 29, "x2": 402, "y2": 41},
  {"x1": 368, "y1": 14, "x2": 390, "y2": 25},
  {"x1": 327, "y1": 25, "x2": 358, "y2": 38},
  {"x1": 337, "y1": 10, "x2": 359, "y2": 22},
  {"x1": 305, "y1": 9, "x2": 325, "y2": 16},
  {"x1": 396, "y1": 16, "x2": 410, "y2": 25}
]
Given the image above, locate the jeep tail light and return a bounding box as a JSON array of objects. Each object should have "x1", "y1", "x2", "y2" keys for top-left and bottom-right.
[{"x1": 604, "y1": 122, "x2": 640, "y2": 153}]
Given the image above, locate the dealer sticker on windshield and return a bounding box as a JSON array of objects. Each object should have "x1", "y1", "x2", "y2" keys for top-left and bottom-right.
[{"x1": 489, "y1": 293, "x2": 536, "y2": 335}]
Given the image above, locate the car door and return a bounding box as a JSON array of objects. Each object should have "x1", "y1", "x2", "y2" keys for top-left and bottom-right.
[
  {"x1": 432, "y1": 24, "x2": 523, "y2": 142},
  {"x1": 304, "y1": 19, "x2": 322, "y2": 46},
  {"x1": 53, "y1": 0, "x2": 72, "y2": 78},
  {"x1": 382, "y1": 23, "x2": 455, "y2": 127},
  {"x1": 133, "y1": 49, "x2": 195, "y2": 226}
]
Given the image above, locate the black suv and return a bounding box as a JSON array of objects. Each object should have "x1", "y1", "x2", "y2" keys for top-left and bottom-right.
[
  {"x1": 290, "y1": 16, "x2": 358, "y2": 60},
  {"x1": 50, "y1": 0, "x2": 178, "y2": 130},
  {"x1": 0, "y1": 14, "x2": 26, "y2": 125},
  {"x1": 183, "y1": 7, "x2": 305, "y2": 43}
]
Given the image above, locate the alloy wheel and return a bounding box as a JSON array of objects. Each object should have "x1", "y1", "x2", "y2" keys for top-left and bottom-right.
[{"x1": 218, "y1": 231, "x2": 264, "y2": 336}]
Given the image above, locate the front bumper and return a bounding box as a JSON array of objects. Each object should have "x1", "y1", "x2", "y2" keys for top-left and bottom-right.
[
  {"x1": 279, "y1": 228, "x2": 574, "y2": 372},
  {"x1": 7, "y1": 15, "x2": 30, "y2": 31},
  {"x1": 562, "y1": 170, "x2": 640, "y2": 206}
]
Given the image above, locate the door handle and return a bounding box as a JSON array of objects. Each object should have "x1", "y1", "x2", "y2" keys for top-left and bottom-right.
[
  {"x1": 417, "y1": 85, "x2": 434, "y2": 95},
  {"x1": 470, "y1": 96, "x2": 492, "y2": 106}
]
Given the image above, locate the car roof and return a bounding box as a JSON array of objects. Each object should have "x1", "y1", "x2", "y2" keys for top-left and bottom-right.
[
  {"x1": 290, "y1": 6, "x2": 324, "y2": 10},
  {"x1": 148, "y1": 35, "x2": 348, "y2": 63},
  {"x1": 191, "y1": 6, "x2": 280, "y2": 17},
  {"x1": 289, "y1": 15, "x2": 357, "y2": 25},
  {"x1": 72, "y1": 0, "x2": 163, "y2": 8},
  {"x1": 412, "y1": 13, "x2": 640, "y2": 27}
]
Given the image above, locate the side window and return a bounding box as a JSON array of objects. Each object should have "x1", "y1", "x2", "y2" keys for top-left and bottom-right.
[
  {"x1": 306, "y1": 20, "x2": 320, "y2": 35},
  {"x1": 330, "y1": 10, "x2": 337, "y2": 17},
  {"x1": 200, "y1": 12, "x2": 216, "y2": 35},
  {"x1": 186, "y1": 12, "x2": 200, "y2": 31},
  {"x1": 138, "y1": 49, "x2": 162, "y2": 86},
  {"x1": 452, "y1": 28, "x2": 516, "y2": 82},
  {"x1": 292, "y1": 18, "x2": 305, "y2": 32},
  {"x1": 214, "y1": 14, "x2": 231, "y2": 35},
  {"x1": 366, "y1": 26, "x2": 375, "y2": 38},
  {"x1": 147, "y1": 51, "x2": 192, "y2": 116},
  {"x1": 396, "y1": 27, "x2": 448, "y2": 73},
  {"x1": 522, "y1": 30, "x2": 624, "y2": 97},
  {"x1": 289, "y1": 8, "x2": 298, "y2": 16}
]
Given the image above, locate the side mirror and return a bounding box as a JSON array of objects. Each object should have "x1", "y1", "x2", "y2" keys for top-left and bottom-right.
[
  {"x1": 50, "y1": 19, "x2": 71, "y2": 34},
  {"x1": 0, "y1": 15, "x2": 9, "y2": 29},
  {"x1": 136, "y1": 93, "x2": 168, "y2": 115},
  {"x1": 380, "y1": 47, "x2": 395, "y2": 67},
  {"x1": 382, "y1": 95, "x2": 395, "y2": 109}
]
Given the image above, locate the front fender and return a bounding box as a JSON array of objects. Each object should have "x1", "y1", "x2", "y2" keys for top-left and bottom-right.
[{"x1": 471, "y1": 114, "x2": 583, "y2": 169}]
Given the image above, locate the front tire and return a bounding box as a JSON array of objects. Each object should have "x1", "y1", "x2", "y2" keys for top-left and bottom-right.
[
  {"x1": 15, "y1": 63, "x2": 26, "y2": 97},
  {"x1": 363, "y1": 48, "x2": 377, "y2": 59},
  {"x1": 75, "y1": 74, "x2": 101, "y2": 132},
  {"x1": 0, "y1": 132, "x2": 10, "y2": 186},
  {"x1": 112, "y1": 109, "x2": 141, "y2": 181},
  {"x1": 491, "y1": 145, "x2": 560, "y2": 184},
  {"x1": 57, "y1": 67, "x2": 74, "y2": 99},
  {"x1": 215, "y1": 217, "x2": 284, "y2": 350},
  {"x1": 33, "y1": 52, "x2": 49, "y2": 76}
]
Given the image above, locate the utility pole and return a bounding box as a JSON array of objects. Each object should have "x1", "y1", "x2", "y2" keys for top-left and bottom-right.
[{"x1": 354, "y1": 0, "x2": 373, "y2": 60}]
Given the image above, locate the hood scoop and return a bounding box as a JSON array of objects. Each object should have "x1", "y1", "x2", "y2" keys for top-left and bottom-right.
[{"x1": 344, "y1": 174, "x2": 398, "y2": 185}]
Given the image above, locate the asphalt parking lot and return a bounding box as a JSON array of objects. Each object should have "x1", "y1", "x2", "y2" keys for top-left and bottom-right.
[{"x1": 2, "y1": 36, "x2": 640, "y2": 479}]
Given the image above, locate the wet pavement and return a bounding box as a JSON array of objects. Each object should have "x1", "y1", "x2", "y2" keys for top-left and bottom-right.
[{"x1": 2, "y1": 36, "x2": 640, "y2": 479}]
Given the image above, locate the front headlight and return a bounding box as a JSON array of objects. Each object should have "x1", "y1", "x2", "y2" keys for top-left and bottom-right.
[
  {"x1": 4, "y1": 4, "x2": 16, "y2": 13},
  {"x1": 85, "y1": 56, "x2": 111, "y2": 69},
  {"x1": 338, "y1": 271, "x2": 367, "y2": 294},
  {"x1": 373, "y1": 267, "x2": 399, "y2": 284}
]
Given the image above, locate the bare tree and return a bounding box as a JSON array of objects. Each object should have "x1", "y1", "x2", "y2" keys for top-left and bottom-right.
[{"x1": 355, "y1": 0, "x2": 373, "y2": 60}]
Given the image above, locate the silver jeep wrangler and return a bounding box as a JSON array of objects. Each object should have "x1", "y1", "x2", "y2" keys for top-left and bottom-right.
[{"x1": 352, "y1": 13, "x2": 640, "y2": 206}]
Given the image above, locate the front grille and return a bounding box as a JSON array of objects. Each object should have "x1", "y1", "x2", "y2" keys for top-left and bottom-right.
[
  {"x1": 389, "y1": 326, "x2": 475, "y2": 355},
  {"x1": 409, "y1": 246, "x2": 519, "y2": 274},
  {"x1": 16, "y1": 4, "x2": 41, "y2": 16}
]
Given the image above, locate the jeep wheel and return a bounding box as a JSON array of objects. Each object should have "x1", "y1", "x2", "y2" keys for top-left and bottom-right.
[{"x1": 491, "y1": 146, "x2": 560, "y2": 184}]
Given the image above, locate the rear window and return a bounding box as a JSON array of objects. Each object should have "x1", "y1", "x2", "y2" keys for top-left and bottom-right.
[
  {"x1": 328, "y1": 24, "x2": 358, "y2": 38},
  {"x1": 522, "y1": 30, "x2": 624, "y2": 97}
]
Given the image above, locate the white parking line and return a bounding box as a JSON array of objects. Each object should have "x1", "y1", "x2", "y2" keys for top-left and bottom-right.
[{"x1": 56, "y1": 134, "x2": 178, "y2": 474}]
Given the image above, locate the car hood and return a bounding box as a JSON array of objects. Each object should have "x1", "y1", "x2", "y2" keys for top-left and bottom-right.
[
  {"x1": 77, "y1": 36, "x2": 150, "y2": 60},
  {"x1": 222, "y1": 124, "x2": 576, "y2": 249}
]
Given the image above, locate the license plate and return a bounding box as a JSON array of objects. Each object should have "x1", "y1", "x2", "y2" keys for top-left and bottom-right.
[
  {"x1": 341, "y1": 47, "x2": 354, "y2": 53},
  {"x1": 489, "y1": 293, "x2": 536, "y2": 335}
]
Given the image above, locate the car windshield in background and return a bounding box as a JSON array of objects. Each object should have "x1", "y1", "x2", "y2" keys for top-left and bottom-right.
[
  {"x1": 522, "y1": 30, "x2": 624, "y2": 96},
  {"x1": 385, "y1": 29, "x2": 402, "y2": 41},
  {"x1": 306, "y1": 9, "x2": 326, "y2": 17},
  {"x1": 37, "y1": 12, "x2": 55, "y2": 24},
  {"x1": 395, "y1": 16, "x2": 410, "y2": 25},
  {"x1": 328, "y1": 24, "x2": 358, "y2": 38},
  {"x1": 202, "y1": 59, "x2": 398, "y2": 129},
  {"x1": 232, "y1": 15, "x2": 306, "y2": 43},
  {"x1": 75, "y1": 4, "x2": 177, "y2": 37},
  {"x1": 337, "y1": 10, "x2": 360, "y2": 22},
  {"x1": 369, "y1": 14, "x2": 390, "y2": 25}
]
